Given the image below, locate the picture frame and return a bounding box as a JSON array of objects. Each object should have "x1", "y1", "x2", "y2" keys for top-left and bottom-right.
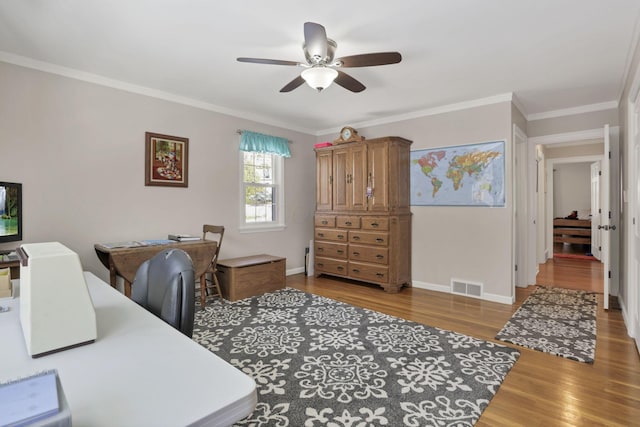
[{"x1": 145, "y1": 132, "x2": 189, "y2": 187}]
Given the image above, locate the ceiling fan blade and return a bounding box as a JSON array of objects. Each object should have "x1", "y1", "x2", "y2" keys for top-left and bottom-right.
[
  {"x1": 237, "y1": 57, "x2": 301, "y2": 66},
  {"x1": 334, "y1": 70, "x2": 366, "y2": 93},
  {"x1": 280, "y1": 75, "x2": 306, "y2": 92},
  {"x1": 336, "y1": 52, "x2": 402, "y2": 68},
  {"x1": 304, "y1": 22, "x2": 328, "y2": 62}
]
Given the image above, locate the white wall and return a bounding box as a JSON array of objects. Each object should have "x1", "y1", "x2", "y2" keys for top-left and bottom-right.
[
  {"x1": 0, "y1": 62, "x2": 317, "y2": 283},
  {"x1": 553, "y1": 163, "x2": 591, "y2": 218},
  {"x1": 319, "y1": 101, "x2": 514, "y2": 302}
]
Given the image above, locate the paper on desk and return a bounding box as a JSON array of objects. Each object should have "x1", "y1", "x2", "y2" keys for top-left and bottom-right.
[
  {"x1": 0, "y1": 370, "x2": 60, "y2": 426},
  {"x1": 100, "y1": 241, "x2": 145, "y2": 249}
]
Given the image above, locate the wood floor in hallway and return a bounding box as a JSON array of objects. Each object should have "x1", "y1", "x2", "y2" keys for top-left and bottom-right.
[
  {"x1": 536, "y1": 241, "x2": 604, "y2": 292},
  {"x1": 536, "y1": 257, "x2": 604, "y2": 292},
  {"x1": 285, "y1": 272, "x2": 640, "y2": 426}
]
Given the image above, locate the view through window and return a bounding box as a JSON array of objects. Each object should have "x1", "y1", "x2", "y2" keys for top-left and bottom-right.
[{"x1": 242, "y1": 151, "x2": 280, "y2": 226}]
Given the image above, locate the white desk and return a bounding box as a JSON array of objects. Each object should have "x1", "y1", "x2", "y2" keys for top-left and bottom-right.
[{"x1": 0, "y1": 272, "x2": 256, "y2": 427}]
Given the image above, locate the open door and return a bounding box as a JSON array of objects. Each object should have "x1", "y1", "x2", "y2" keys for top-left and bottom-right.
[
  {"x1": 632, "y1": 92, "x2": 640, "y2": 350},
  {"x1": 601, "y1": 124, "x2": 611, "y2": 310},
  {"x1": 590, "y1": 161, "x2": 601, "y2": 260}
]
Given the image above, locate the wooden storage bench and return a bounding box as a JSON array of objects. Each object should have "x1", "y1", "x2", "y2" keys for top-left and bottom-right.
[{"x1": 216, "y1": 254, "x2": 286, "y2": 301}]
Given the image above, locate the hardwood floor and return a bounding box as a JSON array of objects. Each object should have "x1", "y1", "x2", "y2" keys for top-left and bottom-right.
[
  {"x1": 537, "y1": 257, "x2": 603, "y2": 292},
  {"x1": 286, "y1": 274, "x2": 640, "y2": 426}
]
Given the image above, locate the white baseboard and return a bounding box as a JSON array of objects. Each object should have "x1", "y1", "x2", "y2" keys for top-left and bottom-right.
[
  {"x1": 286, "y1": 267, "x2": 305, "y2": 276},
  {"x1": 412, "y1": 280, "x2": 514, "y2": 305}
]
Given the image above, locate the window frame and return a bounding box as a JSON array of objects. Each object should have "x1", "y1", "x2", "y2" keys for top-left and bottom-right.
[{"x1": 238, "y1": 151, "x2": 286, "y2": 233}]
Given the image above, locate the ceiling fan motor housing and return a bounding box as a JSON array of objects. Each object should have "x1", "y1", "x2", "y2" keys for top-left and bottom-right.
[{"x1": 304, "y1": 39, "x2": 337, "y2": 65}]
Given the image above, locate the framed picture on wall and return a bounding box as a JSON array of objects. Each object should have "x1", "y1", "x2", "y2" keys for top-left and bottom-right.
[{"x1": 145, "y1": 132, "x2": 189, "y2": 187}]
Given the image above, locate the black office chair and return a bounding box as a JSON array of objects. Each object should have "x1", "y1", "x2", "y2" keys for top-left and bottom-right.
[{"x1": 131, "y1": 248, "x2": 196, "y2": 338}]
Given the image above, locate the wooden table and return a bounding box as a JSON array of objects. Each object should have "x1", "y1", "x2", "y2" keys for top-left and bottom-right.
[
  {"x1": 94, "y1": 240, "x2": 216, "y2": 297},
  {"x1": 0, "y1": 258, "x2": 20, "y2": 279}
]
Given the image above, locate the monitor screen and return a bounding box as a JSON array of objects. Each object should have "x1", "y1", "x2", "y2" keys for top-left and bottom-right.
[{"x1": 0, "y1": 182, "x2": 22, "y2": 243}]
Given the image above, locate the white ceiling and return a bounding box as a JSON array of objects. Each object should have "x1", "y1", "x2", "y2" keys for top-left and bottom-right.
[{"x1": 1, "y1": 0, "x2": 639, "y2": 134}]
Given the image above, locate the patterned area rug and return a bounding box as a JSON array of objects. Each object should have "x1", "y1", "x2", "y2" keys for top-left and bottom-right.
[
  {"x1": 193, "y1": 288, "x2": 520, "y2": 426},
  {"x1": 495, "y1": 286, "x2": 597, "y2": 363}
]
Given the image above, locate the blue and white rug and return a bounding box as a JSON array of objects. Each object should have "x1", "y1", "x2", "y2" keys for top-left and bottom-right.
[
  {"x1": 194, "y1": 288, "x2": 520, "y2": 426},
  {"x1": 496, "y1": 286, "x2": 597, "y2": 363}
]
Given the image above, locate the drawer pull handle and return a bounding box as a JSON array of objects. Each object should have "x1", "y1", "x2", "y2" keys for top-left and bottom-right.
[
  {"x1": 318, "y1": 263, "x2": 324, "y2": 267},
  {"x1": 337, "y1": 266, "x2": 344, "y2": 271},
  {"x1": 318, "y1": 233, "x2": 324, "y2": 237},
  {"x1": 353, "y1": 236, "x2": 360, "y2": 240},
  {"x1": 352, "y1": 268, "x2": 360, "y2": 273},
  {"x1": 376, "y1": 238, "x2": 384, "y2": 242},
  {"x1": 353, "y1": 252, "x2": 360, "y2": 256},
  {"x1": 322, "y1": 220, "x2": 328, "y2": 225},
  {"x1": 337, "y1": 250, "x2": 344, "y2": 254},
  {"x1": 371, "y1": 222, "x2": 379, "y2": 227},
  {"x1": 317, "y1": 247, "x2": 324, "y2": 252},
  {"x1": 376, "y1": 273, "x2": 384, "y2": 278},
  {"x1": 376, "y1": 254, "x2": 384, "y2": 259},
  {"x1": 345, "y1": 221, "x2": 352, "y2": 225},
  {"x1": 337, "y1": 234, "x2": 345, "y2": 239}
]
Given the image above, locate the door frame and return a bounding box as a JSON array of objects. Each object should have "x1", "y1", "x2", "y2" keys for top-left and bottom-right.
[
  {"x1": 513, "y1": 124, "x2": 532, "y2": 288},
  {"x1": 528, "y1": 127, "x2": 620, "y2": 298},
  {"x1": 545, "y1": 154, "x2": 603, "y2": 260}
]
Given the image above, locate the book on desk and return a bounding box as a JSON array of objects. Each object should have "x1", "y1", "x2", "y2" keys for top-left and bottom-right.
[{"x1": 168, "y1": 234, "x2": 201, "y2": 242}]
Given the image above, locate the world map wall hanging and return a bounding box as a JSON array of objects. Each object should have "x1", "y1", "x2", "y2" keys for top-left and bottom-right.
[{"x1": 410, "y1": 140, "x2": 505, "y2": 207}]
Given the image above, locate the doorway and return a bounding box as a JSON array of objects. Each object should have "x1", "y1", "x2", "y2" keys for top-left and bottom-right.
[{"x1": 536, "y1": 143, "x2": 605, "y2": 293}]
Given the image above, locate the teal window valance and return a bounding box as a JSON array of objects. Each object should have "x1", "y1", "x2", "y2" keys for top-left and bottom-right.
[{"x1": 239, "y1": 130, "x2": 291, "y2": 158}]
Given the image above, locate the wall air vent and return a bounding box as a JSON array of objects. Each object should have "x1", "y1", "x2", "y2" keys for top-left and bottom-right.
[{"x1": 450, "y1": 278, "x2": 483, "y2": 299}]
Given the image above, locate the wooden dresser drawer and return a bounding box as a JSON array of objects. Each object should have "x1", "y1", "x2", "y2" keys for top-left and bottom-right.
[
  {"x1": 315, "y1": 241, "x2": 348, "y2": 259},
  {"x1": 315, "y1": 257, "x2": 348, "y2": 275},
  {"x1": 349, "y1": 244, "x2": 388, "y2": 265},
  {"x1": 349, "y1": 261, "x2": 388, "y2": 283},
  {"x1": 315, "y1": 228, "x2": 348, "y2": 242},
  {"x1": 349, "y1": 230, "x2": 388, "y2": 246},
  {"x1": 362, "y1": 217, "x2": 389, "y2": 231},
  {"x1": 336, "y1": 216, "x2": 361, "y2": 229},
  {"x1": 315, "y1": 215, "x2": 336, "y2": 228}
]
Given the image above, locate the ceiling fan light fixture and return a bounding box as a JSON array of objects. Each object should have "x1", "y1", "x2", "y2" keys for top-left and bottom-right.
[{"x1": 301, "y1": 67, "x2": 338, "y2": 91}]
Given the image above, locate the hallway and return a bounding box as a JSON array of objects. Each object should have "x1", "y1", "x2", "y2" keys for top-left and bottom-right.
[{"x1": 536, "y1": 243, "x2": 604, "y2": 292}]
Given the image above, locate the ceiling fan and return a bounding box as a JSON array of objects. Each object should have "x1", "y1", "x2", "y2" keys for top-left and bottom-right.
[{"x1": 237, "y1": 22, "x2": 402, "y2": 93}]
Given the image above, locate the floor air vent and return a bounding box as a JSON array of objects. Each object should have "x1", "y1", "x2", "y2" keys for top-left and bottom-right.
[{"x1": 451, "y1": 279, "x2": 483, "y2": 299}]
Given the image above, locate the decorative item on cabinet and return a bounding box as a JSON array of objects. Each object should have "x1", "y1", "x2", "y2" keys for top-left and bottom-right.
[
  {"x1": 313, "y1": 136, "x2": 412, "y2": 293},
  {"x1": 334, "y1": 126, "x2": 365, "y2": 144}
]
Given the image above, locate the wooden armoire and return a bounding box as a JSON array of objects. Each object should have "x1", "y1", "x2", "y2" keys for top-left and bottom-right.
[{"x1": 314, "y1": 136, "x2": 412, "y2": 292}]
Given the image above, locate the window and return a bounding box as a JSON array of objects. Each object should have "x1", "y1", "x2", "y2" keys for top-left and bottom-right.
[{"x1": 240, "y1": 151, "x2": 285, "y2": 231}]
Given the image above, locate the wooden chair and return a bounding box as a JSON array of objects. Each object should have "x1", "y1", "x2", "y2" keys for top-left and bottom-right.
[{"x1": 200, "y1": 225, "x2": 225, "y2": 306}]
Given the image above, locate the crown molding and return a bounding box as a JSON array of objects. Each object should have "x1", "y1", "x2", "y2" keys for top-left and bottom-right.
[
  {"x1": 511, "y1": 93, "x2": 528, "y2": 118},
  {"x1": 528, "y1": 127, "x2": 620, "y2": 145},
  {"x1": 0, "y1": 51, "x2": 317, "y2": 135},
  {"x1": 315, "y1": 93, "x2": 514, "y2": 136},
  {"x1": 527, "y1": 101, "x2": 619, "y2": 121}
]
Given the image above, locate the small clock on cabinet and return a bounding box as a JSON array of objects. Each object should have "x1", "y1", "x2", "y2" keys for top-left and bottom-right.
[{"x1": 334, "y1": 126, "x2": 364, "y2": 144}]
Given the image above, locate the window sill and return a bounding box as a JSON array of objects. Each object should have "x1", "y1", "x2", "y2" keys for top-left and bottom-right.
[{"x1": 239, "y1": 224, "x2": 286, "y2": 233}]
